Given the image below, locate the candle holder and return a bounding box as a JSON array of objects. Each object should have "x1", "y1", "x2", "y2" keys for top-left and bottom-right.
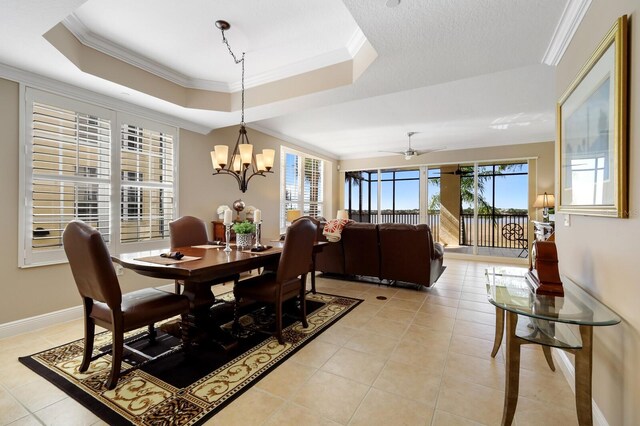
[
  {"x1": 253, "y1": 221, "x2": 264, "y2": 249},
  {"x1": 224, "y1": 224, "x2": 232, "y2": 252}
]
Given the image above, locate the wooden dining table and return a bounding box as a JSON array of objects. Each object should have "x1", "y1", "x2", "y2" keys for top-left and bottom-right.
[
  {"x1": 112, "y1": 243, "x2": 286, "y2": 348},
  {"x1": 112, "y1": 241, "x2": 326, "y2": 349}
]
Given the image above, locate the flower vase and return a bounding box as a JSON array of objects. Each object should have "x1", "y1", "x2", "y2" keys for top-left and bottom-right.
[{"x1": 236, "y1": 233, "x2": 253, "y2": 250}]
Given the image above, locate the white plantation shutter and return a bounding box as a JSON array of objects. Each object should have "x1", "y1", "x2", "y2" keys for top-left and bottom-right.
[
  {"x1": 280, "y1": 147, "x2": 325, "y2": 232},
  {"x1": 303, "y1": 157, "x2": 324, "y2": 217},
  {"x1": 26, "y1": 97, "x2": 112, "y2": 265},
  {"x1": 119, "y1": 123, "x2": 175, "y2": 243},
  {"x1": 21, "y1": 88, "x2": 178, "y2": 267}
]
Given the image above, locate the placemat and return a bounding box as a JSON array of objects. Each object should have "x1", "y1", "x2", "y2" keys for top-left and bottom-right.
[
  {"x1": 134, "y1": 255, "x2": 202, "y2": 265},
  {"x1": 191, "y1": 244, "x2": 226, "y2": 249}
]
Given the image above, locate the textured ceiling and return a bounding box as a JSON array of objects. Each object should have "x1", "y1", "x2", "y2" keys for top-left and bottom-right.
[{"x1": 0, "y1": 0, "x2": 571, "y2": 159}]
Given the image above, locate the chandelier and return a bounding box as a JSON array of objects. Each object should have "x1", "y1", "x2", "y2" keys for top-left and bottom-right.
[{"x1": 210, "y1": 20, "x2": 275, "y2": 193}]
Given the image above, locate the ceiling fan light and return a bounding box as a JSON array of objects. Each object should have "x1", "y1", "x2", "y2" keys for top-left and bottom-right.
[{"x1": 405, "y1": 154, "x2": 412, "y2": 160}]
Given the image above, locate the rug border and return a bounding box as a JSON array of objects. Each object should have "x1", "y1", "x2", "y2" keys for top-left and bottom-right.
[{"x1": 19, "y1": 292, "x2": 363, "y2": 426}]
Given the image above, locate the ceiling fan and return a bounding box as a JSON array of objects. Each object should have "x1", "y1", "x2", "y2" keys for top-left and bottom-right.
[
  {"x1": 441, "y1": 165, "x2": 474, "y2": 175},
  {"x1": 379, "y1": 132, "x2": 445, "y2": 160}
]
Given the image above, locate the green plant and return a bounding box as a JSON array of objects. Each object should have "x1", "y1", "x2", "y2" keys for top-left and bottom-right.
[{"x1": 232, "y1": 220, "x2": 256, "y2": 234}]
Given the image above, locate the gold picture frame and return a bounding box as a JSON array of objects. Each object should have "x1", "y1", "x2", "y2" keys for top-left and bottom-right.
[{"x1": 557, "y1": 15, "x2": 628, "y2": 218}]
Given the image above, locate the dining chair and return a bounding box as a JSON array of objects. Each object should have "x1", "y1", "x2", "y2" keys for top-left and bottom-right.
[
  {"x1": 63, "y1": 220, "x2": 190, "y2": 390},
  {"x1": 169, "y1": 215, "x2": 239, "y2": 294},
  {"x1": 232, "y1": 217, "x2": 316, "y2": 344}
]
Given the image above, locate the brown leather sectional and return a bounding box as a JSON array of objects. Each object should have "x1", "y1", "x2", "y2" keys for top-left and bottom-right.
[{"x1": 315, "y1": 222, "x2": 445, "y2": 288}]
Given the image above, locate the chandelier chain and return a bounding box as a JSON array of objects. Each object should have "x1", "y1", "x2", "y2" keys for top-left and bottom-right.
[{"x1": 220, "y1": 30, "x2": 245, "y2": 124}]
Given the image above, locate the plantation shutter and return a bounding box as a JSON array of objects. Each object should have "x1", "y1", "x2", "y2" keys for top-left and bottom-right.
[
  {"x1": 279, "y1": 148, "x2": 325, "y2": 232},
  {"x1": 119, "y1": 123, "x2": 175, "y2": 243},
  {"x1": 303, "y1": 157, "x2": 324, "y2": 217},
  {"x1": 30, "y1": 101, "x2": 111, "y2": 258}
]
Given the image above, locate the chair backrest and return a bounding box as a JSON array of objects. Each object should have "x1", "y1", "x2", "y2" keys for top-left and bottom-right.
[
  {"x1": 277, "y1": 217, "x2": 317, "y2": 284},
  {"x1": 170, "y1": 216, "x2": 208, "y2": 248},
  {"x1": 63, "y1": 221, "x2": 122, "y2": 309}
]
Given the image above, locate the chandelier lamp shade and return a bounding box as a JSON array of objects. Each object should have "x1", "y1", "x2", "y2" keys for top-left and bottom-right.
[{"x1": 210, "y1": 20, "x2": 274, "y2": 193}]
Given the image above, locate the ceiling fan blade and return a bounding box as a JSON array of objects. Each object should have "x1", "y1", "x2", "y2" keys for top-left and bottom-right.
[
  {"x1": 414, "y1": 147, "x2": 446, "y2": 156},
  {"x1": 377, "y1": 150, "x2": 405, "y2": 155}
]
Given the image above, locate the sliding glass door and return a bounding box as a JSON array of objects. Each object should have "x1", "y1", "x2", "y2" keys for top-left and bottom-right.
[{"x1": 345, "y1": 161, "x2": 529, "y2": 259}]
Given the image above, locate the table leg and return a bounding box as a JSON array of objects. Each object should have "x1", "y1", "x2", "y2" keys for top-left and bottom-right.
[
  {"x1": 542, "y1": 345, "x2": 556, "y2": 371},
  {"x1": 502, "y1": 311, "x2": 521, "y2": 426},
  {"x1": 492, "y1": 306, "x2": 504, "y2": 357},
  {"x1": 181, "y1": 281, "x2": 237, "y2": 351},
  {"x1": 575, "y1": 325, "x2": 593, "y2": 426}
]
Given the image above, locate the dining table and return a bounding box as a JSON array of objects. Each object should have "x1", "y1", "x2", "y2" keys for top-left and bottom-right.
[{"x1": 112, "y1": 241, "x2": 326, "y2": 349}]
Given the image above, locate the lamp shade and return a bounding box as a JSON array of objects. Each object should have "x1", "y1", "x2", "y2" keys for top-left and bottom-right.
[
  {"x1": 286, "y1": 210, "x2": 301, "y2": 223},
  {"x1": 533, "y1": 193, "x2": 555, "y2": 208},
  {"x1": 336, "y1": 210, "x2": 349, "y2": 220}
]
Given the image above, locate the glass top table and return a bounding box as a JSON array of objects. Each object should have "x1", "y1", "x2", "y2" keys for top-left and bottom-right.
[
  {"x1": 484, "y1": 266, "x2": 621, "y2": 426},
  {"x1": 486, "y1": 266, "x2": 620, "y2": 326}
]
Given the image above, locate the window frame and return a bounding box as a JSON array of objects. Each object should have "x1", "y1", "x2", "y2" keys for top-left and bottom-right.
[{"x1": 19, "y1": 88, "x2": 179, "y2": 267}]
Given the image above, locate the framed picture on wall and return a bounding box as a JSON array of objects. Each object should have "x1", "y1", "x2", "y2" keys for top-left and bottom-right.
[{"x1": 556, "y1": 15, "x2": 628, "y2": 218}]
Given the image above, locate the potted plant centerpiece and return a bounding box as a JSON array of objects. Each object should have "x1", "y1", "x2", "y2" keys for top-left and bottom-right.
[{"x1": 232, "y1": 220, "x2": 256, "y2": 249}]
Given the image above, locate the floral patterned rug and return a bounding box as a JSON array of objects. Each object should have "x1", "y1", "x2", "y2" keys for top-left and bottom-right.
[{"x1": 19, "y1": 292, "x2": 361, "y2": 425}]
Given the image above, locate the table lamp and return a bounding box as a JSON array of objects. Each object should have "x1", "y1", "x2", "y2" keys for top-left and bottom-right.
[{"x1": 533, "y1": 192, "x2": 555, "y2": 222}]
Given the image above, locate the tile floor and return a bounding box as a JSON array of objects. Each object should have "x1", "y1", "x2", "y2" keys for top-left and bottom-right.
[{"x1": 0, "y1": 259, "x2": 579, "y2": 425}]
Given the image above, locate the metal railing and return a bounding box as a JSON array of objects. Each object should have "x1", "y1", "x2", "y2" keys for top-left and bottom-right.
[
  {"x1": 349, "y1": 211, "x2": 528, "y2": 249},
  {"x1": 459, "y1": 214, "x2": 529, "y2": 248}
]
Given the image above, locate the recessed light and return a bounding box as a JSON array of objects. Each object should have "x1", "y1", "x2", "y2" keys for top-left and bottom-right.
[{"x1": 386, "y1": 0, "x2": 401, "y2": 7}]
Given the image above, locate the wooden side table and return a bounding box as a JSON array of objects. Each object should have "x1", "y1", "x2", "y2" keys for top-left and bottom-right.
[{"x1": 211, "y1": 220, "x2": 236, "y2": 242}]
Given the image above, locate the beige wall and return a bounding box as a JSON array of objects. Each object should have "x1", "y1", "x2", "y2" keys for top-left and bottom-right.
[
  {"x1": 556, "y1": 2, "x2": 639, "y2": 424},
  {"x1": 0, "y1": 78, "x2": 336, "y2": 325}
]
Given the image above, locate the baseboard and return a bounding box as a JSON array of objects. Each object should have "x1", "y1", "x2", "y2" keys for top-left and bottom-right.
[
  {"x1": 0, "y1": 285, "x2": 180, "y2": 340},
  {"x1": 552, "y1": 349, "x2": 609, "y2": 426},
  {"x1": 0, "y1": 305, "x2": 84, "y2": 339}
]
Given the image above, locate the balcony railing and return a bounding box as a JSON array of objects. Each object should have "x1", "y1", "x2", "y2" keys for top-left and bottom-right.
[{"x1": 349, "y1": 212, "x2": 528, "y2": 249}]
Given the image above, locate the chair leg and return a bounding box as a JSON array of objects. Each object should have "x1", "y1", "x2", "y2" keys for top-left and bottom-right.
[
  {"x1": 175, "y1": 280, "x2": 181, "y2": 294},
  {"x1": 80, "y1": 312, "x2": 95, "y2": 373},
  {"x1": 232, "y1": 296, "x2": 241, "y2": 333},
  {"x1": 300, "y1": 276, "x2": 308, "y2": 328},
  {"x1": 147, "y1": 324, "x2": 156, "y2": 343},
  {"x1": 106, "y1": 319, "x2": 124, "y2": 390},
  {"x1": 275, "y1": 300, "x2": 284, "y2": 345},
  {"x1": 180, "y1": 313, "x2": 191, "y2": 352}
]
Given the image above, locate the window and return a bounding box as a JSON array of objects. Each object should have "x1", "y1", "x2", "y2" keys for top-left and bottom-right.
[
  {"x1": 21, "y1": 88, "x2": 177, "y2": 266},
  {"x1": 280, "y1": 147, "x2": 326, "y2": 232}
]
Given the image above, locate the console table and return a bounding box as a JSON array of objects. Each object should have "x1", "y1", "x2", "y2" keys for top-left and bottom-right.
[
  {"x1": 485, "y1": 267, "x2": 620, "y2": 426},
  {"x1": 211, "y1": 220, "x2": 236, "y2": 242}
]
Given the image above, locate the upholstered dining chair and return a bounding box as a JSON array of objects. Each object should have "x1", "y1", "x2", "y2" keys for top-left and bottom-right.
[
  {"x1": 169, "y1": 215, "x2": 239, "y2": 294},
  {"x1": 63, "y1": 220, "x2": 190, "y2": 390},
  {"x1": 232, "y1": 217, "x2": 316, "y2": 344}
]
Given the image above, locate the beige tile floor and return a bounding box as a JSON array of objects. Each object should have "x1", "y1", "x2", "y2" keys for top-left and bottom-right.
[{"x1": 0, "y1": 259, "x2": 579, "y2": 426}]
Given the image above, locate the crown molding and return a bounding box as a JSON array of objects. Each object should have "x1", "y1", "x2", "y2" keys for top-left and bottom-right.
[
  {"x1": 62, "y1": 14, "x2": 233, "y2": 92},
  {"x1": 63, "y1": 14, "x2": 368, "y2": 94},
  {"x1": 247, "y1": 123, "x2": 338, "y2": 161},
  {"x1": 0, "y1": 63, "x2": 212, "y2": 134},
  {"x1": 542, "y1": 0, "x2": 592, "y2": 66}
]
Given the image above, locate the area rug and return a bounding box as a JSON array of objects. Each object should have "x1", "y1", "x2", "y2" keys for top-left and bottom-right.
[{"x1": 19, "y1": 292, "x2": 361, "y2": 426}]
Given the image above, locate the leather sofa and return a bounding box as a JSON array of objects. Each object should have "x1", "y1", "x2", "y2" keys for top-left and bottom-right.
[{"x1": 315, "y1": 221, "x2": 445, "y2": 288}]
